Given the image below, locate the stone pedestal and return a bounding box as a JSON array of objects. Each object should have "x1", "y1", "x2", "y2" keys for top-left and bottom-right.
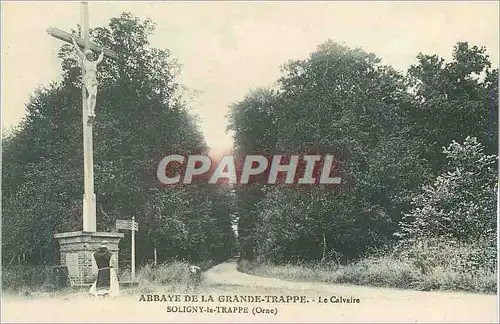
[{"x1": 54, "y1": 231, "x2": 124, "y2": 285}]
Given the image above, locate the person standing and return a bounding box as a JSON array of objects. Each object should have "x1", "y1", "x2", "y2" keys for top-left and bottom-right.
[
  {"x1": 89, "y1": 241, "x2": 119, "y2": 297},
  {"x1": 187, "y1": 264, "x2": 202, "y2": 290}
]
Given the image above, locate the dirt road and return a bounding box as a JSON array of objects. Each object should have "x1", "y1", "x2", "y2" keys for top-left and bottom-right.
[{"x1": 2, "y1": 261, "x2": 498, "y2": 323}]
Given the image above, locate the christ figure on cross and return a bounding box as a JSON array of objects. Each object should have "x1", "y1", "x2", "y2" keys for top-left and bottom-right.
[{"x1": 72, "y1": 36, "x2": 104, "y2": 124}]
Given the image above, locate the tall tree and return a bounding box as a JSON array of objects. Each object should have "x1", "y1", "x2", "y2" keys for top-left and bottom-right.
[
  {"x1": 229, "y1": 40, "x2": 497, "y2": 264},
  {"x1": 2, "y1": 13, "x2": 235, "y2": 266},
  {"x1": 229, "y1": 41, "x2": 430, "y2": 263},
  {"x1": 406, "y1": 42, "x2": 498, "y2": 172}
]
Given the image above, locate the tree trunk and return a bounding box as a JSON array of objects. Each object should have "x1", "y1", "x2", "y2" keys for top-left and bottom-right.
[
  {"x1": 321, "y1": 231, "x2": 327, "y2": 263},
  {"x1": 154, "y1": 246, "x2": 157, "y2": 266}
]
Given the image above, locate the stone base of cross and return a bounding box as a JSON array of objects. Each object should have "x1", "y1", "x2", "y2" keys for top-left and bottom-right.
[{"x1": 54, "y1": 231, "x2": 124, "y2": 285}]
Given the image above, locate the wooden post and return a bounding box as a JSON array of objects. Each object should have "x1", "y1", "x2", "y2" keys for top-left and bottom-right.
[
  {"x1": 154, "y1": 247, "x2": 157, "y2": 266},
  {"x1": 321, "y1": 231, "x2": 327, "y2": 262},
  {"x1": 80, "y1": 1, "x2": 96, "y2": 233},
  {"x1": 82, "y1": 2, "x2": 90, "y2": 50},
  {"x1": 115, "y1": 218, "x2": 138, "y2": 281},
  {"x1": 46, "y1": 2, "x2": 117, "y2": 233},
  {"x1": 131, "y1": 215, "x2": 136, "y2": 281}
]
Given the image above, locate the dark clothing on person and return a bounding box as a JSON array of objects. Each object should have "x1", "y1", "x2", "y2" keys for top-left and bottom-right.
[{"x1": 93, "y1": 247, "x2": 112, "y2": 289}]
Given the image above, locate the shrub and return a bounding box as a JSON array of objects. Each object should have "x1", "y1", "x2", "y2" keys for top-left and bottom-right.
[
  {"x1": 2, "y1": 265, "x2": 53, "y2": 292},
  {"x1": 398, "y1": 137, "x2": 496, "y2": 243},
  {"x1": 132, "y1": 261, "x2": 190, "y2": 293}
]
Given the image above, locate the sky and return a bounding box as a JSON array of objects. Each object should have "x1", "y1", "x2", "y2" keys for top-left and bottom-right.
[{"x1": 2, "y1": 1, "x2": 499, "y2": 155}]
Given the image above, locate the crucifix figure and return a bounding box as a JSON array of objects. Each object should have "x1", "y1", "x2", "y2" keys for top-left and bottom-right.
[
  {"x1": 71, "y1": 36, "x2": 104, "y2": 124},
  {"x1": 47, "y1": 2, "x2": 117, "y2": 232}
]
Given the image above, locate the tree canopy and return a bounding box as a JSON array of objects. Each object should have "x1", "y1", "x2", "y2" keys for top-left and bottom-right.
[
  {"x1": 2, "y1": 13, "x2": 236, "y2": 266},
  {"x1": 228, "y1": 41, "x2": 497, "y2": 264}
]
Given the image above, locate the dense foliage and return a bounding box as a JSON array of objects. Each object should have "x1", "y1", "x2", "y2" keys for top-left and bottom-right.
[
  {"x1": 2, "y1": 11, "x2": 497, "y2": 283},
  {"x1": 2, "y1": 14, "x2": 236, "y2": 267},
  {"x1": 228, "y1": 41, "x2": 498, "y2": 265}
]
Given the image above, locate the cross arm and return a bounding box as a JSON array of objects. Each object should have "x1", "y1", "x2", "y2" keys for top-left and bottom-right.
[{"x1": 46, "y1": 27, "x2": 118, "y2": 60}]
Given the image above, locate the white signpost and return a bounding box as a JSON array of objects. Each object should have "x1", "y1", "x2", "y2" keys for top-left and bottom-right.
[{"x1": 116, "y1": 216, "x2": 139, "y2": 281}]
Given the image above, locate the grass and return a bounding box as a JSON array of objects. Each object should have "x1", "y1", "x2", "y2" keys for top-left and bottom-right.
[
  {"x1": 2, "y1": 265, "x2": 55, "y2": 293},
  {"x1": 120, "y1": 258, "x2": 231, "y2": 294},
  {"x1": 4, "y1": 250, "x2": 495, "y2": 296},
  {"x1": 3, "y1": 259, "x2": 222, "y2": 296},
  {"x1": 239, "y1": 255, "x2": 497, "y2": 294},
  {"x1": 124, "y1": 261, "x2": 190, "y2": 294},
  {"x1": 238, "y1": 237, "x2": 498, "y2": 295}
]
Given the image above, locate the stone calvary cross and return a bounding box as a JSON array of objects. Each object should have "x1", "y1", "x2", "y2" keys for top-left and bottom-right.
[{"x1": 47, "y1": 2, "x2": 117, "y2": 232}]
